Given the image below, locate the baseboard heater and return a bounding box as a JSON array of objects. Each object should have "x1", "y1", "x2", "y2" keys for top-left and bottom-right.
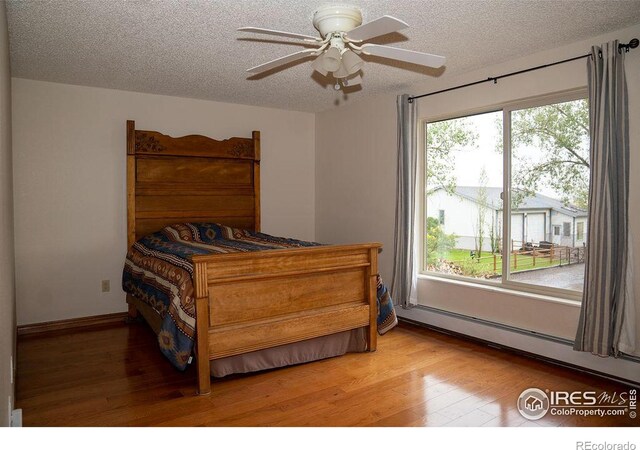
[{"x1": 398, "y1": 304, "x2": 640, "y2": 388}]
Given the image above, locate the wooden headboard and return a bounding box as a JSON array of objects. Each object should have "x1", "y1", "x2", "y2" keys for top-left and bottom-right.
[{"x1": 126, "y1": 120, "x2": 261, "y2": 248}]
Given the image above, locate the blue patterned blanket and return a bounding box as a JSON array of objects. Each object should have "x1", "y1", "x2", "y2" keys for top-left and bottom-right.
[{"x1": 122, "y1": 223, "x2": 397, "y2": 370}]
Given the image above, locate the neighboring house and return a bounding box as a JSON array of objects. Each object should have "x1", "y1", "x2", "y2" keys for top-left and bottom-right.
[{"x1": 427, "y1": 186, "x2": 588, "y2": 252}]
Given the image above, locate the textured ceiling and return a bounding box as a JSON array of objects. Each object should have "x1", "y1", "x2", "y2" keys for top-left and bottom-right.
[{"x1": 6, "y1": 0, "x2": 640, "y2": 112}]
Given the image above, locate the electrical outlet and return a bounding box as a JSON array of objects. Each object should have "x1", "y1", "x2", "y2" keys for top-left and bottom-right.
[{"x1": 101, "y1": 280, "x2": 110, "y2": 293}]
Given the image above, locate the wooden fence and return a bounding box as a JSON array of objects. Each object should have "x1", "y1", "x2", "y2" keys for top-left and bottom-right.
[
  {"x1": 506, "y1": 245, "x2": 586, "y2": 271},
  {"x1": 437, "y1": 244, "x2": 587, "y2": 276},
  {"x1": 465, "y1": 245, "x2": 586, "y2": 273}
]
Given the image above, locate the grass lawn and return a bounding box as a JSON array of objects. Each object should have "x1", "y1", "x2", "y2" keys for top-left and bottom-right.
[{"x1": 432, "y1": 248, "x2": 567, "y2": 277}]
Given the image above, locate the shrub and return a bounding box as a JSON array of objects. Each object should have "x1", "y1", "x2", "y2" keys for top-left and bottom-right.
[{"x1": 426, "y1": 217, "x2": 457, "y2": 265}]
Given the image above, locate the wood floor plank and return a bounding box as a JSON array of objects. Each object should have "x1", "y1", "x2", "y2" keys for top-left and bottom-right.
[
  {"x1": 443, "y1": 408, "x2": 496, "y2": 427},
  {"x1": 15, "y1": 321, "x2": 638, "y2": 427}
]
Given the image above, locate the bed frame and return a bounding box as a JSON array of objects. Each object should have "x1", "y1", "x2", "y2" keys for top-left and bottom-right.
[{"x1": 126, "y1": 120, "x2": 380, "y2": 395}]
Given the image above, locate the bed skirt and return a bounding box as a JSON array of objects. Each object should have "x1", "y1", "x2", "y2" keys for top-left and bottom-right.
[
  {"x1": 210, "y1": 328, "x2": 367, "y2": 377},
  {"x1": 128, "y1": 293, "x2": 368, "y2": 377}
]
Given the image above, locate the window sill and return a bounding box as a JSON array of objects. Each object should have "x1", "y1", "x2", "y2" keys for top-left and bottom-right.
[{"x1": 417, "y1": 273, "x2": 582, "y2": 308}]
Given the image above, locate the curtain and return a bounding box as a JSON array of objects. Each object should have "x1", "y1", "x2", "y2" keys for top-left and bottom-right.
[
  {"x1": 574, "y1": 40, "x2": 632, "y2": 356},
  {"x1": 391, "y1": 94, "x2": 418, "y2": 308},
  {"x1": 618, "y1": 231, "x2": 638, "y2": 356}
]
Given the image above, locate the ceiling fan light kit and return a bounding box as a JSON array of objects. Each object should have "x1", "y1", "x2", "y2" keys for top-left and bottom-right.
[
  {"x1": 323, "y1": 46, "x2": 343, "y2": 72},
  {"x1": 239, "y1": 4, "x2": 446, "y2": 90},
  {"x1": 311, "y1": 56, "x2": 329, "y2": 76},
  {"x1": 341, "y1": 49, "x2": 364, "y2": 74}
]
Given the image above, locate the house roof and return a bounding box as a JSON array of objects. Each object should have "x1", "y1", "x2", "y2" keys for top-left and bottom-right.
[{"x1": 450, "y1": 186, "x2": 588, "y2": 218}]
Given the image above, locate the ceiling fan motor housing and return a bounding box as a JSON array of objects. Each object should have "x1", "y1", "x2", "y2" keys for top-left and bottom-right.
[{"x1": 312, "y1": 4, "x2": 363, "y2": 37}]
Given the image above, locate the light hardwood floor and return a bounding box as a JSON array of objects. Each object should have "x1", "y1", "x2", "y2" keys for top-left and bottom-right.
[{"x1": 16, "y1": 321, "x2": 638, "y2": 427}]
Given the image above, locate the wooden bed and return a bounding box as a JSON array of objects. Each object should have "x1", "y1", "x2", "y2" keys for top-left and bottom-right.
[{"x1": 125, "y1": 120, "x2": 380, "y2": 395}]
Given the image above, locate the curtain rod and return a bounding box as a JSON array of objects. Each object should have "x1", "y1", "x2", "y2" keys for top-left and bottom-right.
[{"x1": 407, "y1": 38, "x2": 639, "y2": 103}]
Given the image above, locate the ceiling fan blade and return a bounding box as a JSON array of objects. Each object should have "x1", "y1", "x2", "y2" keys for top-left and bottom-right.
[
  {"x1": 345, "y1": 16, "x2": 408, "y2": 42},
  {"x1": 238, "y1": 27, "x2": 321, "y2": 42},
  {"x1": 360, "y1": 43, "x2": 446, "y2": 68},
  {"x1": 246, "y1": 49, "x2": 319, "y2": 74}
]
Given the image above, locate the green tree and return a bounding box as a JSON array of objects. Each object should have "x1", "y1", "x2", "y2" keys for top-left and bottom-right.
[
  {"x1": 426, "y1": 217, "x2": 457, "y2": 265},
  {"x1": 489, "y1": 212, "x2": 501, "y2": 254},
  {"x1": 508, "y1": 99, "x2": 589, "y2": 209},
  {"x1": 426, "y1": 118, "x2": 478, "y2": 195},
  {"x1": 474, "y1": 168, "x2": 489, "y2": 259}
]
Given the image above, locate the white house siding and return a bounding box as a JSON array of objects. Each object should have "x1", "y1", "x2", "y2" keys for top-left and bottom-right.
[
  {"x1": 428, "y1": 189, "x2": 591, "y2": 252},
  {"x1": 428, "y1": 191, "x2": 588, "y2": 251},
  {"x1": 549, "y1": 210, "x2": 588, "y2": 247},
  {"x1": 427, "y1": 190, "x2": 497, "y2": 252}
]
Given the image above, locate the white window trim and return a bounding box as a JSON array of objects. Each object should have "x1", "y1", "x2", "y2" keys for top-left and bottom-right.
[
  {"x1": 577, "y1": 222, "x2": 585, "y2": 240},
  {"x1": 417, "y1": 272, "x2": 582, "y2": 308},
  {"x1": 420, "y1": 87, "x2": 588, "y2": 303}
]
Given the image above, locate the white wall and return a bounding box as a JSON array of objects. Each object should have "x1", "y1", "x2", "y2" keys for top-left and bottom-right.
[
  {"x1": 316, "y1": 24, "x2": 640, "y2": 373},
  {"x1": 12, "y1": 79, "x2": 315, "y2": 325},
  {"x1": 315, "y1": 91, "x2": 398, "y2": 281},
  {"x1": 0, "y1": 1, "x2": 15, "y2": 427}
]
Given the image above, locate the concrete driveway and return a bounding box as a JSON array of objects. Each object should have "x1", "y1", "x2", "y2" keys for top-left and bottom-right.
[{"x1": 509, "y1": 263, "x2": 585, "y2": 291}]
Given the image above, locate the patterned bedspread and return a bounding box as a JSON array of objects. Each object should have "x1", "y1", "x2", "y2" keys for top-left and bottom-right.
[{"x1": 122, "y1": 223, "x2": 397, "y2": 370}]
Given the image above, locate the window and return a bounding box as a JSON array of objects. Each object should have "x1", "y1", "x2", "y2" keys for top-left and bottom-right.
[
  {"x1": 425, "y1": 110, "x2": 503, "y2": 280},
  {"x1": 424, "y1": 94, "x2": 589, "y2": 296},
  {"x1": 577, "y1": 222, "x2": 584, "y2": 241}
]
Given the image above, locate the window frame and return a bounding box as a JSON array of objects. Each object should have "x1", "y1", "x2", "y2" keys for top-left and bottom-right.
[{"x1": 420, "y1": 88, "x2": 587, "y2": 302}]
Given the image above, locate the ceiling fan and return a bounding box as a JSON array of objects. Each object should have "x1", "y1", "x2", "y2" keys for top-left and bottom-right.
[{"x1": 238, "y1": 4, "x2": 446, "y2": 90}]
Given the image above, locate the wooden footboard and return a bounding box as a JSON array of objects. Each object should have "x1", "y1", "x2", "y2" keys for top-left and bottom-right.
[{"x1": 192, "y1": 243, "x2": 380, "y2": 395}]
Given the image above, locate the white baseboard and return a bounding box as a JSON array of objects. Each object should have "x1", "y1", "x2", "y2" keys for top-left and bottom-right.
[{"x1": 397, "y1": 306, "x2": 640, "y2": 385}]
